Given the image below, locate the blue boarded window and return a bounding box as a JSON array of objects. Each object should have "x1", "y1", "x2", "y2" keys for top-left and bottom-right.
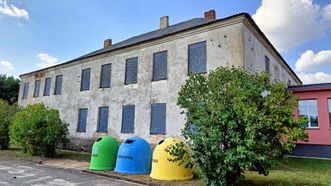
[
  {"x1": 81, "y1": 68, "x2": 91, "y2": 91},
  {"x1": 33, "y1": 80, "x2": 41, "y2": 98},
  {"x1": 97, "y1": 107, "x2": 109, "y2": 133},
  {"x1": 265, "y1": 56, "x2": 270, "y2": 72},
  {"x1": 77, "y1": 108, "x2": 88, "y2": 132},
  {"x1": 22, "y1": 82, "x2": 29, "y2": 99},
  {"x1": 121, "y1": 105, "x2": 135, "y2": 133},
  {"x1": 125, "y1": 57, "x2": 138, "y2": 85},
  {"x1": 54, "y1": 75, "x2": 62, "y2": 95},
  {"x1": 188, "y1": 41, "x2": 207, "y2": 74},
  {"x1": 153, "y1": 51, "x2": 167, "y2": 81},
  {"x1": 100, "y1": 64, "x2": 111, "y2": 88},
  {"x1": 150, "y1": 103, "x2": 166, "y2": 134},
  {"x1": 43, "y1": 77, "x2": 51, "y2": 96}
]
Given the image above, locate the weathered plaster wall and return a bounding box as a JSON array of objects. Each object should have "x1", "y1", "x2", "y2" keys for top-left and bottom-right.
[{"x1": 18, "y1": 22, "x2": 244, "y2": 145}]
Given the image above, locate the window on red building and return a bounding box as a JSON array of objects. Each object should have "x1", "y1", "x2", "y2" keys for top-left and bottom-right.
[
  {"x1": 328, "y1": 99, "x2": 331, "y2": 128},
  {"x1": 298, "y1": 100, "x2": 319, "y2": 128}
]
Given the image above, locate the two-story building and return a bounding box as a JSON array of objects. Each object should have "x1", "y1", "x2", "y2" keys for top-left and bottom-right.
[{"x1": 18, "y1": 10, "x2": 301, "y2": 150}]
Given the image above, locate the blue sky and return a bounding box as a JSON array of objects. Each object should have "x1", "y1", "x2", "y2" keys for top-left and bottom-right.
[{"x1": 0, "y1": 0, "x2": 331, "y2": 84}]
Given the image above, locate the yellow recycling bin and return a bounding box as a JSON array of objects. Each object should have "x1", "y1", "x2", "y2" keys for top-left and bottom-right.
[{"x1": 150, "y1": 138, "x2": 193, "y2": 181}]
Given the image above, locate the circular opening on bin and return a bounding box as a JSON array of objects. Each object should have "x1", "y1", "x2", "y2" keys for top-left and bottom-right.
[
  {"x1": 158, "y1": 139, "x2": 164, "y2": 145},
  {"x1": 96, "y1": 137, "x2": 102, "y2": 142},
  {"x1": 125, "y1": 139, "x2": 134, "y2": 144}
]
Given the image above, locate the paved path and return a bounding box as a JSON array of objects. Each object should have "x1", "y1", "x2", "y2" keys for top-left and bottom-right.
[{"x1": 0, "y1": 158, "x2": 144, "y2": 186}]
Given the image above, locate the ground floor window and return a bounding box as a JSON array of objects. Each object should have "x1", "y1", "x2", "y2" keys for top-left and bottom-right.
[
  {"x1": 150, "y1": 103, "x2": 166, "y2": 134},
  {"x1": 298, "y1": 100, "x2": 319, "y2": 128},
  {"x1": 77, "y1": 108, "x2": 88, "y2": 132},
  {"x1": 328, "y1": 99, "x2": 331, "y2": 128},
  {"x1": 121, "y1": 105, "x2": 135, "y2": 133},
  {"x1": 97, "y1": 107, "x2": 109, "y2": 133}
]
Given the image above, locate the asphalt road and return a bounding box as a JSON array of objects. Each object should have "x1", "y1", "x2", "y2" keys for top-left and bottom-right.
[{"x1": 0, "y1": 158, "x2": 144, "y2": 186}]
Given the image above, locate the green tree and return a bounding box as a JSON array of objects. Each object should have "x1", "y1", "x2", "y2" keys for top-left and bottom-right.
[
  {"x1": 0, "y1": 74, "x2": 20, "y2": 104},
  {"x1": 0, "y1": 100, "x2": 19, "y2": 149},
  {"x1": 10, "y1": 104, "x2": 69, "y2": 157},
  {"x1": 173, "y1": 67, "x2": 308, "y2": 186}
]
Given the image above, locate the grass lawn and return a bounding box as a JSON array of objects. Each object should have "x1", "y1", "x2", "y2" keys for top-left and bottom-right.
[{"x1": 0, "y1": 148, "x2": 330, "y2": 185}]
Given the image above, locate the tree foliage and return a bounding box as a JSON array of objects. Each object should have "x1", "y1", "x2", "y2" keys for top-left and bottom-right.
[
  {"x1": 174, "y1": 67, "x2": 308, "y2": 186},
  {"x1": 10, "y1": 104, "x2": 69, "y2": 157},
  {"x1": 0, "y1": 74, "x2": 20, "y2": 105},
  {"x1": 0, "y1": 100, "x2": 19, "y2": 149}
]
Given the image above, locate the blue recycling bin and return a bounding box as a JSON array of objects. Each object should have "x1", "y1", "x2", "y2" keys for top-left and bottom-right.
[{"x1": 114, "y1": 137, "x2": 152, "y2": 174}]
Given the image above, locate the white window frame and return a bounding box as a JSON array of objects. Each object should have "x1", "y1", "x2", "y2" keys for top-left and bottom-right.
[{"x1": 298, "y1": 99, "x2": 319, "y2": 129}]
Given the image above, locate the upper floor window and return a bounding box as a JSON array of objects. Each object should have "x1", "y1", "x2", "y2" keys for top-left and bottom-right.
[
  {"x1": 328, "y1": 99, "x2": 331, "y2": 128},
  {"x1": 121, "y1": 105, "x2": 135, "y2": 133},
  {"x1": 77, "y1": 108, "x2": 88, "y2": 132},
  {"x1": 97, "y1": 107, "x2": 109, "y2": 133},
  {"x1": 22, "y1": 82, "x2": 29, "y2": 99},
  {"x1": 54, "y1": 75, "x2": 62, "y2": 95},
  {"x1": 100, "y1": 64, "x2": 111, "y2": 88},
  {"x1": 298, "y1": 100, "x2": 318, "y2": 128},
  {"x1": 152, "y1": 51, "x2": 167, "y2": 81},
  {"x1": 43, "y1": 77, "x2": 51, "y2": 96},
  {"x1": 188, "y1": 41, "x2": 207, "y2": 74},
  {"x1": 33, "y1": 80, "x2": 41, "y2": 98},
  {"x1": 150, "y1": 103, "x2": 166, "y2": 134},
  {"x1": 81, "y1": 68, "x2": 91, "y2": 91},
  {"x1": 265, "y1": 56, "x2": 270, "y2": 72},
  {"x1": 125, "y1": 57, "x2": 138, "y2": 85}
]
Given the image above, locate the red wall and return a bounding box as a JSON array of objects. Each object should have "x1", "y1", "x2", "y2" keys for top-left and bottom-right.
[{"x1": 293, "y1": 89, "x2": 331, "y2": 145}]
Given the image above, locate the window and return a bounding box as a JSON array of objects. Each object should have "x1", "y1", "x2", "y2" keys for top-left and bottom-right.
[
  {"x1": 287, "y1": 79, "x2": 292, "y2": 86},
  {"x1": 150, "y1": 103, "x2": 166, "y2": 134},
  {"x1": 188, "y1": 41, "x2": 207, "y2": 74},
  {"x1": 54, "y1": 75, "x2": 62, "y2": 95},
  {"x1": 22, "y1": 82, "x2": 29, "y2": 99},
  {"x1": 125, "y1": 57, "x2": 138, "y2": 85},
  {"x1": 265, "y1": 56, "x2": 270, "y2": 72},
  {"x1": 152, "y1": 51, "x2": 167, "y2": 81},
  {"x1": 77, "y1": 108, "x2": 88, "y2": 132},
  {"x1": 328, "y1": 99, "x2": 331, "y2": 128},
  {"x1": 33, "y1": 80, "x2": 41, "y2": 98},
  {"x1": 97, "y1": 107, "x2": 109, "y2": 133},
  {"x1": 100, "y1": 64, "x2": 111, "y2": 88},
  {"x1": 121, "y1": 105, "x2": 135, "y2": 133},
  {"x1": 298, "y1": 100, "x2": 319, "y2": 128},
  {"x1": 81, "y1": 68, "x2": 91, "y2": 91},
  {"x1": 43, "y1": 77, "x2": 51, "y2": 96}
]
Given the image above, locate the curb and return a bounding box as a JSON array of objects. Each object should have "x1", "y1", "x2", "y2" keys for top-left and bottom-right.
[{"x1": 82, "y1": 170, "x2": 159, "y2": 186}]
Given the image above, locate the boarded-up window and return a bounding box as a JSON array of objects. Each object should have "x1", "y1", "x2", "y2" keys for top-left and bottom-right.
[
  {"x1": 97, "y1": 107, "x2": 109, "y2": 133},
  {"x1": 121, "y1": 105, "x2": 135, "y2": 133},
  {"x1": 150, "y1": 103, "x2": 166, "y2": 134},
  {"x1": 152, "y1": 51, "x2": 167, "y2": 81},
  {"x1": 188, "y1": 41, "x2": 207, "y2": 74},
  {"x1": 265, "y1": 56, "x2": 270, "y2": 72},
  {"x1": 125, "y1": 57, "x2": 138, "y2": 85},
  {"x1": 54, "y1": 75, "x2": 62, "y2": 95},
  {"x1": 100, "y1": 64, "x2": 111, "y2": 88},
  {"x1": 81, "y1": 68, "x2": 91, "y2": 91},
  {"x1": 22, "y1": 82, "x2": 29, "y2": 99},
  {"x1": 33, "y1": 80, "x2": 41, "y2": 98},
  {"x1": 77, "y1": 108, "x2": 88, "y2": 132},
  {"x1": 43, "y1": 77, "x2": 51, "y2": 96}
]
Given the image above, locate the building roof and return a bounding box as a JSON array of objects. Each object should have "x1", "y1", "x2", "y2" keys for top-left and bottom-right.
[
  {"x1": 288, "y1": 82, "x2": 331, "y2": 92},
  {"x1": 19, "y1": 13, "x2": 302, "y2": 84}
]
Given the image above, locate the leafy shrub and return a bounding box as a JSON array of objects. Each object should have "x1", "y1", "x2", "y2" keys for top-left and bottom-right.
[
  {"x1": 172, "y1": 67, "x2": 308, "y2": 186},
  {"x1": 0, "y1": 99, "x2": 19, "y2": 149},
  {"x1": 10, "y1": 104, "x2": 69, "y2": 157}
]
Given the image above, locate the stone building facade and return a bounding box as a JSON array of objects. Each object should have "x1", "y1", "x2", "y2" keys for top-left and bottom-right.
[{"x1": 18, "y1": 10, "x2": 301, "y2": 150}]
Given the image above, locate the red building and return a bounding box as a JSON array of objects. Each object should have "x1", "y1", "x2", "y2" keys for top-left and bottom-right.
[{"x1": 288, "y1": 83, "x2": 331, "y2": 158}]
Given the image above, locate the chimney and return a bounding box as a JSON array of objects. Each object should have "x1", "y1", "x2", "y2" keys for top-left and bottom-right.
[
  {"x1": 204, "y1": 10, "x2": 216, "y2": 20},
  {"x1": 160, "y1": 16, "x2": 169, "y2": 29},
  {"x1": 104, "y1": 39, "x2": 112, "y2": 48}
]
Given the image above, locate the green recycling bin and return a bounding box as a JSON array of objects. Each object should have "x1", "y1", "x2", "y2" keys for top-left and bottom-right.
[{"x1": 89, "y1": 136, "x2": 119, "y2": 170}]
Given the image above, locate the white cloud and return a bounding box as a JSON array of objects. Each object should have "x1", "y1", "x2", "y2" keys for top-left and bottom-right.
[
  {"x1": 295, "y1": 50, "x2": 331, "y2": 72},
  {"x1": 0, "y1": 0, "x2": 29, "y2": 19},
  {"x1": 252, "y1": 0, "x2": 331, "y2": 52},
  {"x1": 297, "y1": 72, "x2": 331, "y2": 84},
  {"x1": 0, "y1": 60, "x2": 15, "y2": 75},
  {"x1": 36, "y1": 53, "x2": 59, "y2": 68}
]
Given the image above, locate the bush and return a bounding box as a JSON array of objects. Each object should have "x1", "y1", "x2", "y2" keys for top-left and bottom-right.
[
  {"x1": 173, "y1": 67, "x2": 308, "y2": 186},
  {"x1": 0, "y1": 99, "x2": 19, "y2": 149},
  {"x1": 10, "y1": 104, "x2": 69, "y2": 157}
]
